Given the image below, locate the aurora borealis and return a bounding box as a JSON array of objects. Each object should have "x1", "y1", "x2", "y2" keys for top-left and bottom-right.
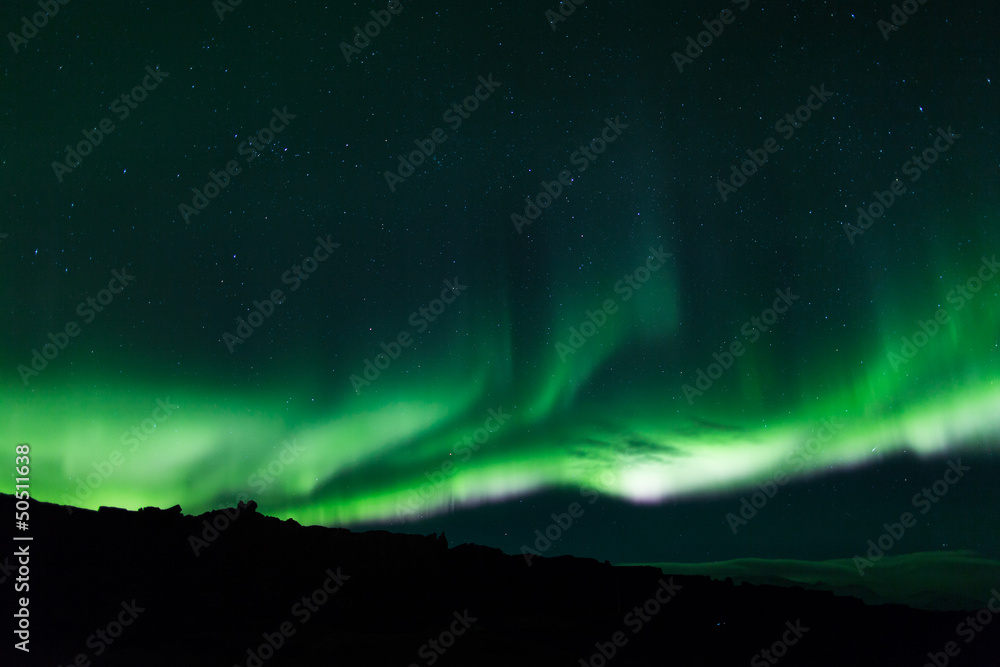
[{"x1": 2, "y1": 0, "x2": 999, "y2": 585}]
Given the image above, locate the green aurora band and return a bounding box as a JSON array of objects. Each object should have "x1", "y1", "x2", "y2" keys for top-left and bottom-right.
[{"x1": 5, "y1": 246, "x2": 1000, "y2": 528}]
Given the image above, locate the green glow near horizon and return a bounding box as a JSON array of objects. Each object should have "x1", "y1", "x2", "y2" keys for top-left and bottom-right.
[
  {"x1": 6, "y1": 375, "x2": 1000, "y2": 527},
  {"x1": 3, "y1": 247, "x2": 999, "y2": 529}
]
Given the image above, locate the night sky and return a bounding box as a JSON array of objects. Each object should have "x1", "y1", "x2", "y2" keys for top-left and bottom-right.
[{"x1": 3, "y1": 1, "x2": 999, "y2": 598}]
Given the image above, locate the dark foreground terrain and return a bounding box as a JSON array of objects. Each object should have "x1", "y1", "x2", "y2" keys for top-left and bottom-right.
[{"x1": 2, "y1": 494, "x2": 997, "y2": 666}]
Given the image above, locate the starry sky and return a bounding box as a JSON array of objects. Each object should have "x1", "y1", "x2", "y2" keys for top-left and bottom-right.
[{"x1": 2, "y1": 0, "x2": 999, "y2": 585}]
